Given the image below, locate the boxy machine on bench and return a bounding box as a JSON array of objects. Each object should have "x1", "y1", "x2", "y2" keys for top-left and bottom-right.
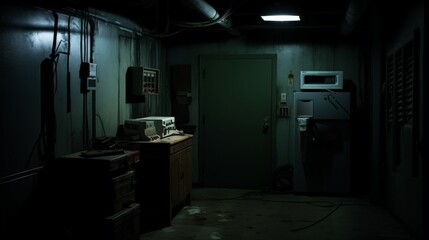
[
  {"x1": 124, "y1": 116, "x2": 176, "y2": 141},
  {"x1": 293, "y1": 71, "x2": 351, "y2": 194}
]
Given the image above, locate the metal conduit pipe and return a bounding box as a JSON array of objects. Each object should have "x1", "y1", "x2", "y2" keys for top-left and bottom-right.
[
  {"x1": 340, "y1": 0, "x2": 369, "y2": 35},
  {"x1": 179, "y1": 0, "x2": 240, "y2": 35}
]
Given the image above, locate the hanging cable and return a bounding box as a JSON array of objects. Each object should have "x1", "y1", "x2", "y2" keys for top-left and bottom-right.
[
  {"x1": 67, "y1": 15, "x2": 71, "y2": 113},
  {"x1": 80, "y1": 14, "x2": 90, "y2": 149},
  {"x1": 323, "y1": 89, "x2": 351, "y2": 116},
  {"x1": 87, "y1": 16, "x2": 97, "y2": 144},
  {"x1": 38, "y1": 11, "x2": 59, "y2": 166}
]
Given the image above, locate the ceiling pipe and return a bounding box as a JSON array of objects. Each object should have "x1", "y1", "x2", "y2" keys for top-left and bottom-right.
[
  {"x1": 340, "y1": 0, "x2": 369, "y2": 35},
  {"x1": 178, "y1": 0, "x2": 240, "y2": 36}
]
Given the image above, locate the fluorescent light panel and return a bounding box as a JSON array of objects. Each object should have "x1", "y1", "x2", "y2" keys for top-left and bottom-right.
[{"x1": 261, "y1": 15, "x2": 300, "y2": 22}]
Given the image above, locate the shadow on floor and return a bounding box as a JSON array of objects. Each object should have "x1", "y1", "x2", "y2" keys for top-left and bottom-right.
[{"x1": 139, "y1": 187, "x2": 413, "y2": 240}]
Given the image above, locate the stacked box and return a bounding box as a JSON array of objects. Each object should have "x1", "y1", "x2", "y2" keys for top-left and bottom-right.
[
  {"x1": 103, "y1": 203, "x2": 141, "y2": 240},
  {"x1": 110, "y1": 170, "x2": 136, "y2": 214}
]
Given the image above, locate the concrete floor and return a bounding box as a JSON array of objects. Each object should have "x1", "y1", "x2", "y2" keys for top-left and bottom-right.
[{"x1": 139, "y1": 187, "x2": 413, "y2": 240}]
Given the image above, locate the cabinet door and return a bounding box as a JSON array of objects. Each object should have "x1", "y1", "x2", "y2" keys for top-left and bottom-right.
[
  {"x1": 180, "y1": 146, "x2": 192, "y2": 204},
  {"x1": 170, "y1": 146, "x2": 192, "y2": 208},
  {"x1": 170, "y1": 151, "x2": 181, "y2": 207}
]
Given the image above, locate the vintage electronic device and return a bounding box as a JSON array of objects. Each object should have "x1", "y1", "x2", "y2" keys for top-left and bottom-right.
[
  {"x1": 123, "y1": 118, "x2": 159, "y2": 141},
  {"x1": 300, "y1": 71, "x2": 343, "y2": 90},
  {"x1": 140, "y1": 116, "x2": 176, "y2": 138}
]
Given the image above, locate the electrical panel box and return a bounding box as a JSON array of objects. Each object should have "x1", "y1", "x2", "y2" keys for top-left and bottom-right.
[
  {"x1": 142, "y1": 67, "x2": 160, "y2": 95},
  {"x1": 80, "y1": 62, "x2": 97, "y2": 92},
  {"x1": 126, "y1": 66, "x2": 160, "y2": 103},
  {"x1": 87, "y1": 63, "x2": 97, "y2": 90}
]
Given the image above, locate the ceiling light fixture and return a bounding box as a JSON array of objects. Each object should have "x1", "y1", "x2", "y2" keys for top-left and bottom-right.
[{"x1": 261, "y1": 15, "x2": 301, "y2": 22}]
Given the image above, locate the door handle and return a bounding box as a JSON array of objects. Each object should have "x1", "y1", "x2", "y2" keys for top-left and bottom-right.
[
  {"x1": 262, "y1": 116, "x2": 270, "y2": 134},
  {"x1": 262, "y1": 117, "x2": 270, "y2": 134},
  {"x1": 262, "y1": 123, "x2": 270, "y2": 134}
]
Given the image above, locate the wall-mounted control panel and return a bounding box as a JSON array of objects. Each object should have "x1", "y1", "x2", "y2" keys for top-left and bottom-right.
[{"x1": 126, "y1": 66, "x2": 160, "y2": 103}]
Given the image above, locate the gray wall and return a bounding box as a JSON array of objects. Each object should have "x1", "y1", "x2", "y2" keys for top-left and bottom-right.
[
  {"x1": 0, "y1": 3, "x2": 166, "y2": 232},
  {"x1": 166, "y1": 37, "x2": 365, "y2": 184},
  {"x1": 0, "y1": 1, "x2": 424, "y2": 239},
  {"x1": 376, "y1": 1, "x2": 424, "y2": 238},
  {"x1": 165, "y1": 2, "x2": 425, "y2": 237}
]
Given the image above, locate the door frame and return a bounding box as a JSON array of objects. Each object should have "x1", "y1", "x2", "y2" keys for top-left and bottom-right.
[{"x1": 197, "y1": 54, "x2": 278, "y2": 188}]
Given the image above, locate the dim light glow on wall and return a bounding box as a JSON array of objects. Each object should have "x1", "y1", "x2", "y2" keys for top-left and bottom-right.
[
  {"x1": 261, "y1": 15, "x2": 301, "y2": 22},
  {"x1": 29, "y1": 31, "x2": 57, "y2": 49}
]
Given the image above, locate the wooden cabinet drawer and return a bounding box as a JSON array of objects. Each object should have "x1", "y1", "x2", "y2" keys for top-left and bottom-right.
[{"x1": 170, "y1": 137, "x2": 192, "y2": 154}]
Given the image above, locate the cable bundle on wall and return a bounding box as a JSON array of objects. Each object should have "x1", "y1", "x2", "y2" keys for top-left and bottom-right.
[
  {"x1": 39, "y1": 11, "x2": 59, "y2": 165},
  {"x1": 79, "y1": 10, "x2": 96, "y2": 149}
]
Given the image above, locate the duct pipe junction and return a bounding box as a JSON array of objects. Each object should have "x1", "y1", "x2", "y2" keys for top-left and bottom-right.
[
  {"x1": 341, "y1": 0, "x2": 369, "y2": 35},
  {"x1": 179, "y1": 0, "x2": 240, "y2": 35}
]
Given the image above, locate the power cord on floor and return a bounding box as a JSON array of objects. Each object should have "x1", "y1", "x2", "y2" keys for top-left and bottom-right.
[
  {"x1": 191, "y1": 190, "x2": 260, "y2": 201},
  {"x1": 192, "y1": 190, "x2": 340, "y2": 207},
  {"x1": 192, "y1": 190, "x2": 371, "y2": 232},
  {"x1": 290, "y1": 201, "x2": 343, "y2": 232}
]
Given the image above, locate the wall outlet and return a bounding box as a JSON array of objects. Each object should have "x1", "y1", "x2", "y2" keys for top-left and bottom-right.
[
  {"x1": 279, "y1": 106, "x2": 289, "y2": 118},
  {"x1": 280, "y1": 92, "x2": 287, "y2": 104}
]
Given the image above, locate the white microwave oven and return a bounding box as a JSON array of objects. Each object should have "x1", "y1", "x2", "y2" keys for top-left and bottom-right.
[{"x1": 300, "y1": 71, "x2": 343, "y2": 90}]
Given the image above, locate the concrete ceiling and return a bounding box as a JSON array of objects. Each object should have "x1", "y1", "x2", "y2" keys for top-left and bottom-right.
[{"x1": 32, "y1": 0, "x2": 371, "y2": 41}]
